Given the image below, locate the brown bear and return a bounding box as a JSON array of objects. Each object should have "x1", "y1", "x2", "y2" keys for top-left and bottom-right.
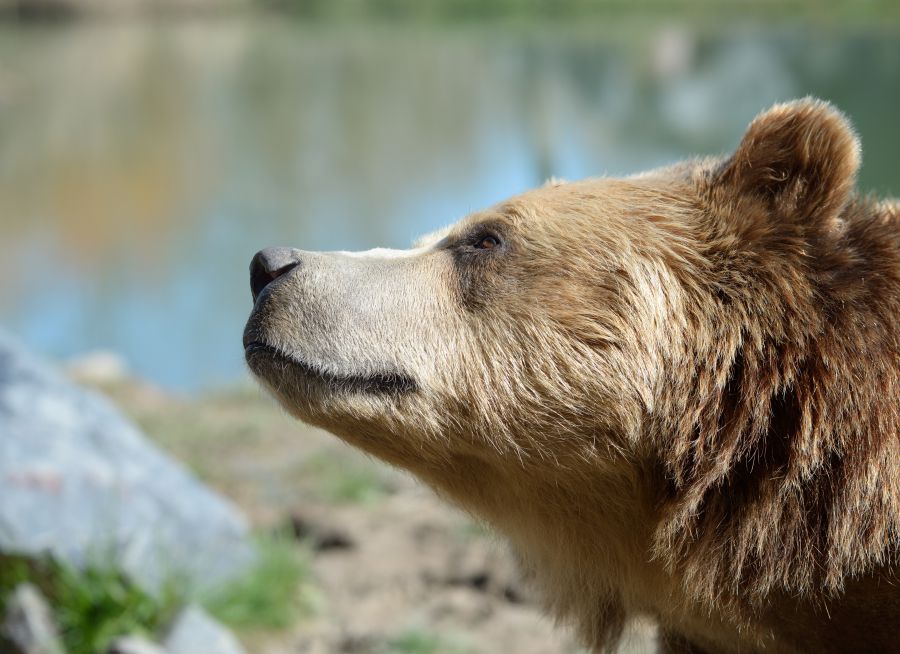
[{"x1": 243, "y1": 99, "x2": 899, "y2": 653}]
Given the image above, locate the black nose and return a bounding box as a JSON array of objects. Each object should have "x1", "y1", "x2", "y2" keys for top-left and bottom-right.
[{"x1": 249, "y1": 247, "x2": 302, "y2": 302}]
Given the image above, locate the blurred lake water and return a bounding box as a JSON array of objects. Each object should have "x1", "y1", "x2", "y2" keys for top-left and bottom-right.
[{"x1": 0, "y1": 16, "x2": 898, "y2": 391}]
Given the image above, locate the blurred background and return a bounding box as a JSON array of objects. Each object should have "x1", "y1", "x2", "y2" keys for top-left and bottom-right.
[
  {"x1": 0, "y1": 2, "x2": 898, "y2": 654},
  {"x1": 1, "y1": 0, "x2": 898, "y2": 391}
]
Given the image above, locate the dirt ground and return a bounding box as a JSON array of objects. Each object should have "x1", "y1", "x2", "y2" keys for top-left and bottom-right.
[{"x1": 93, "y1": 377, "x2": 656, "y2": 654}]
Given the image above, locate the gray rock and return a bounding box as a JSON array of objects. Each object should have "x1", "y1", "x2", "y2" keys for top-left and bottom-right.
[
  {"x1": 0, "y1": 330, "x2": 254, "y2": 594},
  {"x1": 1, "y1": 583, "x2": 66, "y2": 654},
  {"x1": 106, "y1": 636, "x2": 168, "y2": 654},
  {"x1": 163, "y1": 605, "x2": 245, "y2": 654}
]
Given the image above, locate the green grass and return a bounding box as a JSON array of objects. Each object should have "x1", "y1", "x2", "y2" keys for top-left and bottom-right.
[
  {"x1": 386, "y1": 628, "x2": 472, "y2": 654},
  {"x1": 53, "y1": 561, "x2": 181, "y2": 654},
  {"x1": 0, "y1": 533, "x2": 315, "y2": 653},
  {"x1": 300, "y1": 452, "x2": 391, "y2": 505},
  {"x1": 0, "y1": 555, "x2": 34, "y2": 616},
  {"x1": 0, "y1": 554, "x2": 179, "y2": 654},
  {"x1": 267, "y1": 0, "x2": 900, "y2": 26},
  {"x1": 203, "y1": 532, "x2": 317, "y2": 630}
]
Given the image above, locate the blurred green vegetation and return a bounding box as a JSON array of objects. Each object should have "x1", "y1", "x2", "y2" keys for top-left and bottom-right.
[
  {"x1": 0, "y1": 555, "x2": 29, "y2": 617},
  {"x1": 0, "y1": 532, "x2": 314, "y2": 654},
  {"x1": 53, "y1": 562, "x2": 181, "y2": 654},
  {"x1": 2, "y1": 0, "x2": 899, "y2": 26},
  {"x1": 205, "y1": 531, "x2": 318, "y2": 630},
  {"x1": 0, "y1": 554, "x2": 180, "y2": 654},
  {"x1": 386, "y1": 628, "x2": 472, "y2": 654},
  {"x1": 266, "y1": 0, "x2": 900, "y2": 25},
  {"x1": 299, "y1": 452, "x2": 392, "y2": 505}
]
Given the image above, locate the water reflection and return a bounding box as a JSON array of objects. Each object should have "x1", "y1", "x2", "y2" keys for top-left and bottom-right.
[{"x1": 0, "y1": 18, "x2": 897, "y2": 390}]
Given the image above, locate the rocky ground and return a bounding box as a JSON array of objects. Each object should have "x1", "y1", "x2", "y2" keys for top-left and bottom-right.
[{"x1": 84, "y1": 374, "x2": 655, "y2": 654}]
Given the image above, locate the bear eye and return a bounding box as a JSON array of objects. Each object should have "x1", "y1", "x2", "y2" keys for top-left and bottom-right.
[{"x1": 474, "y1": 234, "x2": 501, "y2": 250}]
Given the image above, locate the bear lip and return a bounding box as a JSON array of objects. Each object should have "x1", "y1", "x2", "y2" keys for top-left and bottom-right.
[{"x1": 243, "y1": 340, "x2": 418, "y2": 396}]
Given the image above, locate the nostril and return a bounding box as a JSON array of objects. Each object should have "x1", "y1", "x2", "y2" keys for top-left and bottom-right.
[
  {"x1": 249, "y1": 264, "x2": 276, "y2": 302},
  {"x1": 249, "y1": 247, "x2": 302, "y2": 302}
]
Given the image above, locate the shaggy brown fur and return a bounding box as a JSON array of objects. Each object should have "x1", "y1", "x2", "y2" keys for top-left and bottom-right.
[{"x1": 245, "y1": 99, "x2": 899, "y2": 653}]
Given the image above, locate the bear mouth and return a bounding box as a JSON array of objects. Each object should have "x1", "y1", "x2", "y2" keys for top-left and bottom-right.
[{"x1": 244, "y1": 341, "x2": 418, "y2": 396}]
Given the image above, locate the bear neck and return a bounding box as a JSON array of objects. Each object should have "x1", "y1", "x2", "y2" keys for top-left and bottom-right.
[
  {"x1": 649, "y1": 195, "x2": 900, "y2": 608},
  {"x1": 416, "y1": 448, "x2": 679, "y2": 650}
]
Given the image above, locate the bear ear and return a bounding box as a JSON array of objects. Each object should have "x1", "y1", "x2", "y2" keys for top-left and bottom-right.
[{"x1": 713, "y1": 98, "x2": 861, "y2": 223}]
